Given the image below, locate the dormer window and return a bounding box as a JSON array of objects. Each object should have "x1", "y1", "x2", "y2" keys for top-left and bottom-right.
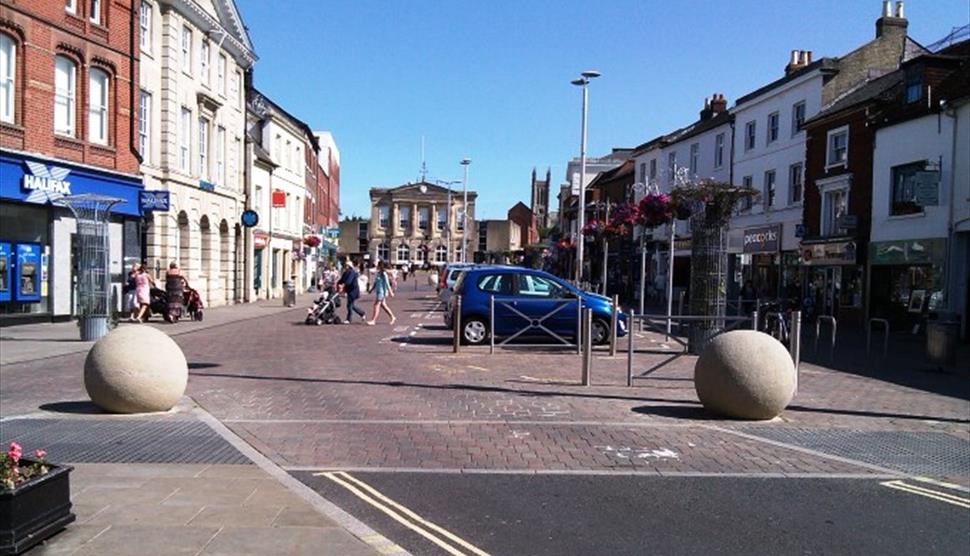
[{"x1": 905, "y1": 71, "x2": 922, "y2": 104}]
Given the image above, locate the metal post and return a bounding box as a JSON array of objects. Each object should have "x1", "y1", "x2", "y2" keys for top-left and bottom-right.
[
  {"x1": 601, "y1": 238, "x2": 608, "y2": 295},
  {"x1": 461, "y1": 159, "x2": 470, "y2": 263},
  {"x1": 751, "y1": 310, "x2": 759, "y2": 330},
  {"x1": 575, "y1": 297, "x2": 582, "y2": 355},
  {"x1": 609, "y1": 294, "x2": 619, "y2": 357},
  {"x1": 452, "y1": 295, "x2": 462, "y2": 354},
  {"x1": 489, "y1": 295, "x2": 495, "y2": 354},
  {"x1": 576, "y1": 83, "x2": 589, "y2": 283},
  {"x1": 866, "y1": 318, "x2": 890, "y2": 369},
  {"x1": 581, "y1": 308, "x2": 592, "y2": 386},
  {"x1": 638, "y1": 233, "x2": 646, "y2": 316},
  {"x1": 627, "y1": 314, "x2": 634, "y2": 387},
  {"x1": 666, "y1": 223, "x2": 675, "y2": 337},
  {"x1": 790, "y1": 310, "x2": 801, "y2": 395}
]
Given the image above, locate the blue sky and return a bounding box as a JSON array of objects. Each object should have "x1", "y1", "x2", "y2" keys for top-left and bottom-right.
[{"x1": 237, "y1": 0, "x2": 969, "y2": 220}]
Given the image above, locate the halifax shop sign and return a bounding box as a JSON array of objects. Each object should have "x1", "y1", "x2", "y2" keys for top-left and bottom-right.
[{"x1": 1, "y1": 152, "x2": 144, "y2": 217}]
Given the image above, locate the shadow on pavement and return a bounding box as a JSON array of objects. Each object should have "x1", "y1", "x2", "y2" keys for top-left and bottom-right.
[
  {"x1": 631, "y1": 404, "x2": 718, "y2": 420},
  {"x1": 38, "y1": 401, "x2": 106, "y2": 415},
  {"x1": 187, "y1": 362, "x2": 221, "y2": 369}
]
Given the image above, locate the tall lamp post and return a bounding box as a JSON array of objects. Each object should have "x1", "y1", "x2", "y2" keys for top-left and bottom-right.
[
  {"x1": 460, "y1": 158, "x2": 471, "y2": 263},
  {"x1": 571, "y1": 70, "x2": 600, "y2": 284},
  {"x1": 434, "y1": 179, "x2": 461, "y2": 263}
]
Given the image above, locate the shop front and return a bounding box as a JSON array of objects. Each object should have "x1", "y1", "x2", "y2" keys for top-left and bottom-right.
[
  {"x1": 0, "y1": 152, "x2": 143, "y2": 324},
  {"x1": 868, "y1": 238, "x2": 946, "y2": 331},
  {"x1": 800, "y1": 239, "x2": 865, "y2": 326}
]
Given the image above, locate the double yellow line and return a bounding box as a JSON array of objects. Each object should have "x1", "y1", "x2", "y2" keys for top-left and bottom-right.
[
  {"x1": 316, "y1": 471, "x2": 491, "y2": 556},
  {"x1": 880, "y1": 478, "x2": 970, "y2": 509}
]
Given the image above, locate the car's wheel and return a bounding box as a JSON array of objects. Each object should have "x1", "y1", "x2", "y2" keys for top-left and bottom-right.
[
  {"x1": 462, "y1": 317, "x2": 489, "y2": 345},
  {"x1": 591, "y1": 318, "x2": 611, "y2": 345}
]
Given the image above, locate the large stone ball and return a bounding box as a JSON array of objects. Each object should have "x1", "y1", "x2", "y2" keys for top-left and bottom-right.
[
  {"x1": 84, "y1": 326, "x2": 188, "y2": 413},
  {"x1": 694, "y1": 330, "x2": 795, "y2": 420}
]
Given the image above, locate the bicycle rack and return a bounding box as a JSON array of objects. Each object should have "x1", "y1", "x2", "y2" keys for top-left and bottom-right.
[
  {"x1": 814, "y1": 315, "x2": 837, "y2": 362},
  {"x1": 866, "y1": 318, "x2": 890, "y2": 367}
]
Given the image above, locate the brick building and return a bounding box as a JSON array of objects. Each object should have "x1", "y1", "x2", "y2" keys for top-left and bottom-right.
[{"x1": 1, "y1": 0, "x2": 144, "y2": 323}]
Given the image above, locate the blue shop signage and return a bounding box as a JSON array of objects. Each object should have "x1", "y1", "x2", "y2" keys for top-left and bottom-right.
[
  {"x1": 0, "y1": 153, "x2": 144, "y2": 217},
  {"x1": 139, "y1": 190, "x2": 171, "y2": 212}
]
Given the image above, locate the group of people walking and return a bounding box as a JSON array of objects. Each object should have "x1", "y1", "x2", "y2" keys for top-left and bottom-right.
[{"x1": 333, "y1": 260, "x2": 398, "y2": 325}]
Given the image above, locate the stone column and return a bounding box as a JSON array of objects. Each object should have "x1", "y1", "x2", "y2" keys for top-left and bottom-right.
[
  {"x1": 430, "y1": 203, "x2": 438, "y2": 239},
  {"x1": 412, "y1": 203, "x2": 419, "y2": 239}
]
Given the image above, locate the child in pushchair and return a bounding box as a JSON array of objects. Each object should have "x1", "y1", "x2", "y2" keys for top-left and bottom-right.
[
  {"x1": 184, "y1": 285, "x2": 204, "y2": 321},
  {"x1": 305, "y1": 286, "x2": 341, "y2": 325}
]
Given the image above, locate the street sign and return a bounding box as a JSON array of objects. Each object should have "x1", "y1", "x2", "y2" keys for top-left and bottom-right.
[
  {"x1": 241, "y1": 210, "x2": 259, "y2": 228},
  {"x1": 272, "y1": 190, "x2": 286, "y2": 207}
]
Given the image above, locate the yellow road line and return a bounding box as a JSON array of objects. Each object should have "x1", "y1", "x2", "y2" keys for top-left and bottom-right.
[
  {"x1": 880, "y1": 480, "x2": 970, "y2": 509},
  {"x1": 316, "y1": 471, "x2": 490, "y2": 556},
  {"x1": 335, "y1": 472, "x2": 491, "y2": 556}
]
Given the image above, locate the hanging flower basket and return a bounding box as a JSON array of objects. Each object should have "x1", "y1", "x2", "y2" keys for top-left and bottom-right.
[
  {"x1": 637, "y1": 193, "x2": 673, "y2": 227},
  {"x1": 303, "y1": 235, "x2": 322, "y2": 248},
  {"x1": 581, "y1": 220, "x2": 605, "y2": 238},
  {"x1": 670, "y1": 179, "x2": 759, "y2": 227},
  {"x1": 1, "y1": 443, "x2": 75, "y2": 555}
]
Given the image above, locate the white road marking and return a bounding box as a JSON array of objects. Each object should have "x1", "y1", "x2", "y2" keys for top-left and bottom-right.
[
  {"x1": 880, "y1": 480, "x2": 970, "y2": 508},
  {"x1": 595, "y1": 445, "x2": 680, "y2": 460}
]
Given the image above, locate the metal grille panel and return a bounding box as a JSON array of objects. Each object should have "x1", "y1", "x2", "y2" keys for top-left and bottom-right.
[
  {"x1": 0, "y1": 418, "x2": 251, "y2": 465},
  {"x1": 742, "y1": 427, "x2": 969, "y2": 477}
]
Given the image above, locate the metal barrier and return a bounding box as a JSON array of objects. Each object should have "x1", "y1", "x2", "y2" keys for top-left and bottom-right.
[
  {"x1": 609, "y1": 295, "x2": 619, "y2": 357},
  {"x1": 452, "y1": 295, "x2": 462, "y2": 354},
  {"x1": 814, "y1": 315, "x2": 836, "y2": 362},
  {"x1": 789, "y1": 311, "x2": 802, "y2": 395},
  {"x1": 867, "y1": 318, "x2": 890, "y2": 365},
  {"x1": 581, "y1": 308, "x2": 593, "y2": 386},
  {"x1": 488, "y1": 296, "x2": 582, "y2": 352},
  {"x1": 764, "y1": 312, "x2": 788, "y2": 343}
]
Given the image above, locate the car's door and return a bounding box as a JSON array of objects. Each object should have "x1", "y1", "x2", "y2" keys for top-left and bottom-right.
[
  {"x1": 475, "y1": 272, "x2": 516, "y2": 336},
  {"x1": 513, "y1": 273, "x2": 574, "y2": 343}
]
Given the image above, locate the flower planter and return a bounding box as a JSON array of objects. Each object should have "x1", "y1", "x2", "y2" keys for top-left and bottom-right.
[{"x1": 0, "y1": 460, "x2": 75, "y2": 555}]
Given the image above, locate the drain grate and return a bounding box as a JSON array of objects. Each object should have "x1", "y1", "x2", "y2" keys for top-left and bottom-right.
[
  {"x1": 0, "y1": 418, "x2": 251, "y2": 465},
  {"x1": 741, "y1": 427, "x2": 970, "y2": 477}
]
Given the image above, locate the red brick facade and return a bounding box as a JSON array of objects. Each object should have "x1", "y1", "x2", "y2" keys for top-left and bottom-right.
[
  {"x1": 0, "y1": 0, "x2": 140, "y2": 174},
  {"x1": 508, "y1": 202, "x2": 537, "y2": 246}
]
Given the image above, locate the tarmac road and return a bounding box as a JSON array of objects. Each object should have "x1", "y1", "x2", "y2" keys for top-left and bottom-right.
[{"x1": 295, "y1": 471, "x2": 970, "y2": 556}]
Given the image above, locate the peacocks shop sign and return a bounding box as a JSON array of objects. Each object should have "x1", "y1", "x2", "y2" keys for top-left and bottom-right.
[{"x1": 743, "y1": 224, "x2": 781, "y2": 254}]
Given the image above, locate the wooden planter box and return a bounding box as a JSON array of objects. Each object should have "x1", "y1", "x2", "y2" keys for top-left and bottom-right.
[{"x1": 0, "y1": 461, "x2": 75, "y2": 555}]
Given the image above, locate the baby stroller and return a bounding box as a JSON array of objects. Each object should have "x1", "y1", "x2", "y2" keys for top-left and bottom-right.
[
  {"x1": 305, "y1": 287, "x2": 341, "y2": 325},
  {"x1": 184, "y1": 286, "x2": 204, "y2": 321}
]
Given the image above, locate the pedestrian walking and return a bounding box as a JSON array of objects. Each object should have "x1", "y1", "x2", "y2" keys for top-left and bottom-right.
[
  {"x1": 337, "y1": 260, "x2": 366, "y2": 323},
  {"x1": 165, "y1": 262, "x2": 186, "y2": 321},
  {"x1": 132, "y1": 264, "x2": 155, "y2": 322},
  {"x1": 366, "y1": 261, "x2": 396, "y2": 326},
  {"x1": 401, "y1": 262, "x2": 410, "y2": 282},
  {"x1": 125, "y1": 263, "x2": 139, "y2": 321}
]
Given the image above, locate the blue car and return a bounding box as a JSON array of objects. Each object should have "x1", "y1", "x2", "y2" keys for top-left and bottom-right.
[{"x1": 446, "y1": 266, "x2": 627, "y2": 346}]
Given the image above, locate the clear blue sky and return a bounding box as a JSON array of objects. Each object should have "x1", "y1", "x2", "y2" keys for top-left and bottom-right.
[{"x1": 237, "y1": 0, "x2": 968, "y2": 220}]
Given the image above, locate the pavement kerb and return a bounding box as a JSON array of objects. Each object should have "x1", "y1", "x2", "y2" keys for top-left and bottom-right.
[{"x1": 191, "y1": 404, "x2": 412, "y2": 556}]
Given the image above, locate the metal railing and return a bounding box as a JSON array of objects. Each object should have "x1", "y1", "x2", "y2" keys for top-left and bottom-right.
[
  {"x1": 814, "y1": 315, "x2": 837, "y2": 363},
  {"x1": 452, "y1": 295, "x2": 462, "y2": 353},
  {"x1": 866, "y1": 318, "x2": 890, "y2": 368},
  {"x1": 487, "y1": 296, "x2": 583, "y2": 353},
  {"x1": 581, "y1": 308, "x2": 593, "y2": 386}
]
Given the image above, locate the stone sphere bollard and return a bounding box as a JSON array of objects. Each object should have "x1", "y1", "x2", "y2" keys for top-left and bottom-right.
[
  {"x1": 694, "y1": 330, "x2": 795, "y2": 420},
  {"x1": 84, "y1": 326, "x2": 188, "y2": 413}
]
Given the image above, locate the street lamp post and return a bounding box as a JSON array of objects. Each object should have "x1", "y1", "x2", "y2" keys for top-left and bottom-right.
[
  {"x1": 571, "y1": 70, "x2": 600, "y2": 284},
  {"x1": 460, "y1": 158, "x2": 471, "y2": 263},
  {"x1": 434, "y1": 179, "x2": 461, "y2": 263}
]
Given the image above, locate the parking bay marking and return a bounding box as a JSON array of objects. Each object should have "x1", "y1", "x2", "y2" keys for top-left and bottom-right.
[
  {"x1": 880, "y1": 479, "x2": 970, "y2": 509},
  {"x1": 316, "y1": 471, "x2": 490, "y2": 556}
]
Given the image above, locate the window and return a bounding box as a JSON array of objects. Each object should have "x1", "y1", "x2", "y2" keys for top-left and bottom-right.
[
  {"x1": 714, "y1": 133, "x2": 724, "y2": 168},
  {"x1": 378, "y1": 205, "x2": 389, "y2": 228},
  {"x1": 639, "y1": 162, "x2": 646, "y2": 184},
  {"x1": 689, "y1": 143, "x2": 699, "y2": 174},
  {"x1": 457, "y1": 207, "x2": 465, "y2": 231},
  {"x1": 396, "y1": 244, "x2": 410, "y2": 262},
  {"x1": 399, "y1": 206, "x2": 410, "y2": 229},
  {"x1": 649, "y1": 159, "x2": 657, "y2": 181},
  {"x1": 744, "y1": 121, "x2": 756, "y2": 151},
  {"x1": 767, "y1": 112, "x2": 779, "y2": 144},
  {"x1": 826, "y1": 126, "x2": 848, "y2": 168},
  {"x1": 216, "y1": 125, "x2": 225, "y2": 184},
  {"x1": 198, "y1": 117, "x2": 208, "y2": 178},
  {"x1": 181, "y1": 27, "x2": 192, "y2": 74},
  {"x1": 741, "y1": 176, "x2": 754, "y2": 211},
  {"x1": 478, "y1": 273, "x2": 513, "y2": 295},
  {"x1": 822, "y1": 187, "x2": 848, "y2": 236},
  {"x1": 415, "y1": 246, "x2": 426, "y2": 263},
  {"x1": 891, "y1": 161, "x2": 936, "y2": 215},
  {"x1": 200, "y1": 40, "x2": 210, "y2": 84},
  {"x1": 789, "y1": 163, "x2": 803, "y2": 205},
  {"x1": 235, "y1": 70, "x2": 243, "y2": 105},
  {"x1": 66, "y1": 0, "x2": 77, "y2": 14},
  {"x1": 139, "y1": 2, "x2": 152, "y2": 51},
  {"x1": 905, "y1": 73, "x2": 922, "y2": 104},
  {"x1": 179, "y1": 107, "x2": 190, "y2": 171},
  {"x1": 273, "y1": 134, "x2": 281, "y2": 162},
  {"x1": 764, "y1": 170, "x2": 776, "y2": 209},
  {"x1": 516, "y1": 274, "x2": 563, "y2": 298},
  {"x1": 378, "y1": 243, "x2": 389, "y2": 262},
  {"x1": 0, "y1": 35, "x2": 15, "y2": 123},
  {"x1": 231, "y1": 137, "x2": 241, "y2": 188},
  {"x1": 435, "y1": 245, "x2": 447, "y2": 263},
  {"x1": 138, "y1": 90, "x2": 151, "y2": 163},
  {"x1": 436, "y1": 207, "x2": 446, "y2": 231},
  {"x1": 285, "y1": 139, "x2": 291, "y2": 169},
  {"x1": 88, "y1": 68, "x2": 108, "y2": 144},
  {"x1": 418, "y1": 207, "x2": 429, "y2": 230},
  {"x1": 89, "y1": 0, "x2": 101, "y2": 24},
  {"x1": 217, "y1": 54, "x2": 226, "y2": 96},
  {"x1": 54, "y1": 56, "x2": 76, "y2": 136},
  {"x1": 667, "y1": 152, "x2": 676, "y2": 180},
  {"x1": 791, "y1": 101, "x2": 806, "y2": 135},
  {"x1": 295, "y1": 145, "x2": 301, "y2": 173}
]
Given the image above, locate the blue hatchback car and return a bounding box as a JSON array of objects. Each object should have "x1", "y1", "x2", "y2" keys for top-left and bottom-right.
[{"x1": 446, "y1": 267, "x2": 627, "y2": 346}]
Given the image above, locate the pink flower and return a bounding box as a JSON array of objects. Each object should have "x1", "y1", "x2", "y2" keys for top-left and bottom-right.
[
  {"x1": 34, "y1": 449, "x2": 46, "y2": 460},
  {"x1": 7, "y1": 442, "x2": 22, "y2": 463}
]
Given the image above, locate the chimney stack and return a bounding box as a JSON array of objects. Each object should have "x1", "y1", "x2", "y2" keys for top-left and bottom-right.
[
  {"x1": 711, "y1": 94, "x2": 727, "y2": 114},
  {"x1": 785, "y1": 49, "x2": 810, "y2": 75},
  {"x1": 882, "y1": 0, "x2": 891, "y2": 17},
  {"x1": 895, "y1": 0, "x2": 904, "y2": 18},
  {"x1": 699, "y1": 96, "x2": 714, "y2": 120},
  {"x1": 876, "y1": 0, "x2": 908, "y2": 38}
]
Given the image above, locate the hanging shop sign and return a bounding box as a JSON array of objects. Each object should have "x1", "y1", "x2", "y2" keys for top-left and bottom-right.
[
  {"x1": 253, "y1": 232, "x2": 269, "y2": 249},
  {"x1": 138, "y1": 190, "x2": 170, "y2": 212},
  {"x1": 241, "y1": 210, "x2": 259, "y2": 228},
  {"x1": 271, "y1": 190, "x2": 286, "y2": 208},
  {"x1": 868, "y1": 238, "x2": 945, "y2": 266},
  {"x1": 743, "y1": 224, "x2": 781, "y2": 254},
  {"x1": 800, "y1": 240, "x2": 856, "y2": 266}
]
